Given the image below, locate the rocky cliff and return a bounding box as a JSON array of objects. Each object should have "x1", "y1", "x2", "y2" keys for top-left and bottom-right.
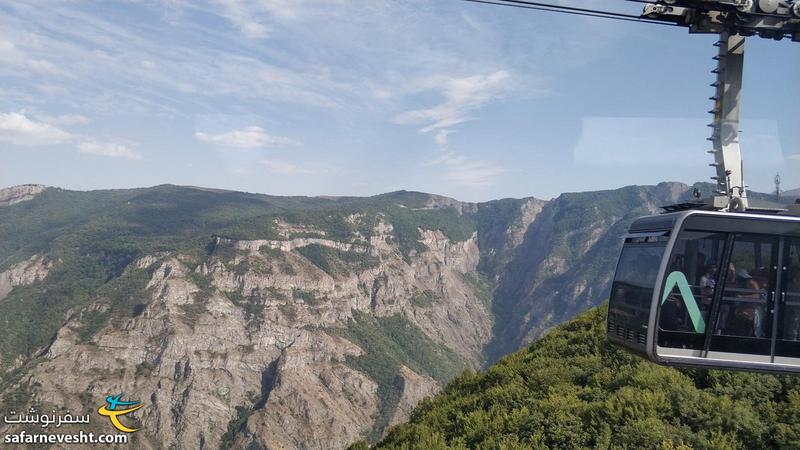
[
  {"x1": 486, "y1": 182, "x2": 688, "y2": 359},
  {"x1": 0, "y1": 182, "x2": 700, "y2": 449},
  {"x1": 0, "y1": 184, "x2": 46, "y2": 207}
]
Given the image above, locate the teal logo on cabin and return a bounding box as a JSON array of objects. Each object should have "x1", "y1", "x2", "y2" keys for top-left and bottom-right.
[{"x1": 661, "y1": 271, "x2": 706, "y2": 333}]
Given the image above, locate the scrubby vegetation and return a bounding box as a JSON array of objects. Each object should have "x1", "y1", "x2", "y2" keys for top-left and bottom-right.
[
  {"x1": 369, "y1": 305, "x2": 800, "y2": 450},
  {"x1": 296, "y1": 244, "x2": 379, "y2": 276},
  {"x1": 219, "y1": 405, "x2": 254, "y2": 450},
  {"x1": 333, "y1": 313, "x2": 468, "y2": 442},
  {"x1": 410, "y1": 290, "x2": 436, "y2": 308}
]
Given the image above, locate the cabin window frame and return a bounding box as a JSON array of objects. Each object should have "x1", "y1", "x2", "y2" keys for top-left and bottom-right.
[
  {"x1": 655, "y1": 230, "x2": 728, "y2": 352},
  {"x1": 653, "y1": 212, "x2": 800, "y2": 372}
]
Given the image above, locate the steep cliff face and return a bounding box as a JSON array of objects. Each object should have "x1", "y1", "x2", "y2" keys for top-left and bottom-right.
[
  {"x1": 0, "y1": 254, "x2": 51, "y2": 302},
  {"x1": 486, "y1": 182, "x2": 688, "y2": 360},
  {"x1": 0, "y1": 182, "x2": 703, "y2": 449},
  {"x1": 0, "y1": 187, "x2": 505, "y2": 449},
  {"x1": 0, "y1": 184, "x2": 46, "y2": 207}
]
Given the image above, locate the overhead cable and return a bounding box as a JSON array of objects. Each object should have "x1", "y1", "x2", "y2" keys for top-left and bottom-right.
[{"x1": 460, "y1": 0, "x2": 684, "y2": 27}]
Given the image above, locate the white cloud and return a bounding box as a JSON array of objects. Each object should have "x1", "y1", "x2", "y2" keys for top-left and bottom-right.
[
  {"x1": 427, "y1": 149, "x2": 507, "y2": 187},
  {"x1": 214, "y1": 0, "x2": 269, "y2": 39},
  {"x1": 259, "y1": 159, "x2": 315, "y2": 174},
  {"x1": 787, "y1": 154, "x2": 800, "y2": 161},
  {"x1": 394, "y1": 71, "x2": 511, "y2": 133},
  {"x1": 210, "y1": 0, "x2": 308, "y2": 39},
  {"x1": 434, "y1": 129, "x2": 452, "y2": 146},
  {"x1": 77, "y1": 141, "x2": 143, "y2": 160},
  {"x1": 446, "y1": 161, "x2": 507, "y2": 187},
  {"x1": 0, "y1": 112, "x2": 72, "y2": 145},
  {"x1": 0, "y1": 112, "x2": 139, "y2": 160},
  {"x1": 0, "y1": 38, "x2": 64, "y2": 75},
  {"x1": 194, "y1": 126, "x2": 299, "y2": 149}
]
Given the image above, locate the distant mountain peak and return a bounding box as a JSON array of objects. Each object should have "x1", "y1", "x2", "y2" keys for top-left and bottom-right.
[{"x1": 0, "y1": 184, "x2": 47, "y2": 207}]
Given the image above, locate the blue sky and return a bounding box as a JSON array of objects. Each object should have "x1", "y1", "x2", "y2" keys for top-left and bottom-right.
[{"x1": 1, "y1": 0, "x2": 798, "y2": 202}]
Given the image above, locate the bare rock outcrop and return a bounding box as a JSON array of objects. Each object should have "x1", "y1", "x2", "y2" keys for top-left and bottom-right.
[
  {"x1": 387, "y1": 366, "x2": 439, "y2": 429},
  {"x1": 0, "y1": 184, "x2": 46, "y2": 206},
  {"x1": 0, "y1": 254, "x2": 52, "y2": 302}
]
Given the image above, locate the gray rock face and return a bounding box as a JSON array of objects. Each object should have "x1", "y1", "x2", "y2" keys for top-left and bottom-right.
[
  {"x1": 486, "y1": 183, "x2": 688, "y2": 360},
  {"x1": 0, "y1": 254, "x2": 51, "y2": 302},
  {"x1": 1, "y1": 216, "x2": 493, "y2": 450},
  {"x1": 0, "y1": 184, "x2": 46, "y2": 206}
]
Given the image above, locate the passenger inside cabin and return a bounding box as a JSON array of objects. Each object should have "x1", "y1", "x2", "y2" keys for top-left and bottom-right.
[
  {"x1": 724, "y1": 302, "x2": 758, "y2": 337},
  {"x1": 695, "y1": 252, "x2": 708, "y2": 282},
  {"x1": 696, "y1": 262, "x2": 718, "y2": 314},
  {"x1": 661, "y1": 293, "x2": 686, "y2": 331},
  {"x1": 736, "y1": 268, "x2": 762, "y2": 296},
  {"x1": 726, "y1": 268, "x2": 765, "y2": 338},
  {"x1": 714, "y1": 263, "x2": 764, "y2": 337},
  {"x1": 725, "y1": 262, "x2": 737, "y2": 285},
  {"x1": 700, "y1": 263, "x2": 718, "y2": 291}
]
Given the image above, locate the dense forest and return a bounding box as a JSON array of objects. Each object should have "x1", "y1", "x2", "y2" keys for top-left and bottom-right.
[{"x1": 362, "y1": 305, "x2": 800, "y2": 450}]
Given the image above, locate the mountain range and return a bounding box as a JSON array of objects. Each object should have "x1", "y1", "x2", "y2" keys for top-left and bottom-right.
[{"x1": 0, "y1": 182, "x2": 794, "y2": 449}]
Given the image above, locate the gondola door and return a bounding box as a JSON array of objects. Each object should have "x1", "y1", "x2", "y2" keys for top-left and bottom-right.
[
  {"x1": 775, "y1": 238, "x2": 800, "y2": 365},
  {"x1": 706, "y1": 234, "x2": 780, "y2": 362}
]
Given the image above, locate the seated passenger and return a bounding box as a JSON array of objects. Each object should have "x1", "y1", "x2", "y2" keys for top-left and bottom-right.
[
  {"x1": 736, "y1": 268, "x2": 762, "y2": 297},
  {"x1": 699, "y1": 263, "x2": 718, "y2": 304},
  {"x1": 700, "y1": 263, "x2": 718, "y2": 290},
  {"x1": 725, "y1": 263, "x2": 737, "y2": 286},
  {"x1": 724, "y1": 303, "x2": 757, "y2": 337},
  {"x1": 736, "y1": 269, "x2": 766, "y2": 337},
  {"x1": 660, "y1": 294, "x2": 686, "y2": 331}
]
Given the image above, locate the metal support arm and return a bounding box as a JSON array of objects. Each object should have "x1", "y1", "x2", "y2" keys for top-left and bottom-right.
[
  {"x1": 708, "y1": 32, "x2": 747, "y2": 211},
  {"x1": 642, "y1": 1, "x2": 800, "y2": 212}
]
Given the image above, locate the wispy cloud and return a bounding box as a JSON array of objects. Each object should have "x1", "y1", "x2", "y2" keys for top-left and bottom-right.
[
  {"x1": 77, "y1": 141, "x2": 143, "y2": 160},
  {"x1": 194, "y1": 126, "x2": 299, "y2": 149},
  {"x1": 0, "y1": 1, "x2": 551, "y2": 123},
  {"x1": 427, "y1": 149, "x2": 507, "y2": 187},
  {"x1": 210, "y1": 0, "x2": 306, "y2": 39},
  {"x1": 393, "y1": 70, "x2": 517, "y2": 188},
  {"x1": 0, "y1": 37, "x2": 64, "y2": 76},
  {"x1": 434, "y1": 129, "x2": 452, "y2": 146},
  {"x1": 787, "y1": 154, "x2": 800, "y2": 161},
  {"x1": 0, "y1": 0, "x2": 656, "y2": 198},
  {"x1": 0, "y1": 112, "x2": 72, "y2": 145},
  {"x1": 394, "y1": 71, "x2": 512, "y2": 133}
]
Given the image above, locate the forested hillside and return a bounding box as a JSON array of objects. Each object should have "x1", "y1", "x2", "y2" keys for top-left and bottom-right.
[{"x1": 370, "y1": 305, "x2": 800, "y2": 450}]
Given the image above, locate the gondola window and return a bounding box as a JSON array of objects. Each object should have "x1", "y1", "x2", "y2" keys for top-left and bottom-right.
[
  {"x1": 708, "y1": 234, "x2": 778, "y2": 356},
  {"x1": 658, "y1": 231, "x2": 725, "y2": 350}
]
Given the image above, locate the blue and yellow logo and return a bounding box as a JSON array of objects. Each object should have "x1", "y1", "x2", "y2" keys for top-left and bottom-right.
[{"x1": 97, "y1": 394, "x2": 143, "y2": 433}]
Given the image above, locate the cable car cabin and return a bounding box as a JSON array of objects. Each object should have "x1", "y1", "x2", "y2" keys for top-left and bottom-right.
[{"x1": 607, "y1": 210, "x2": 800, "y2": 373}]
